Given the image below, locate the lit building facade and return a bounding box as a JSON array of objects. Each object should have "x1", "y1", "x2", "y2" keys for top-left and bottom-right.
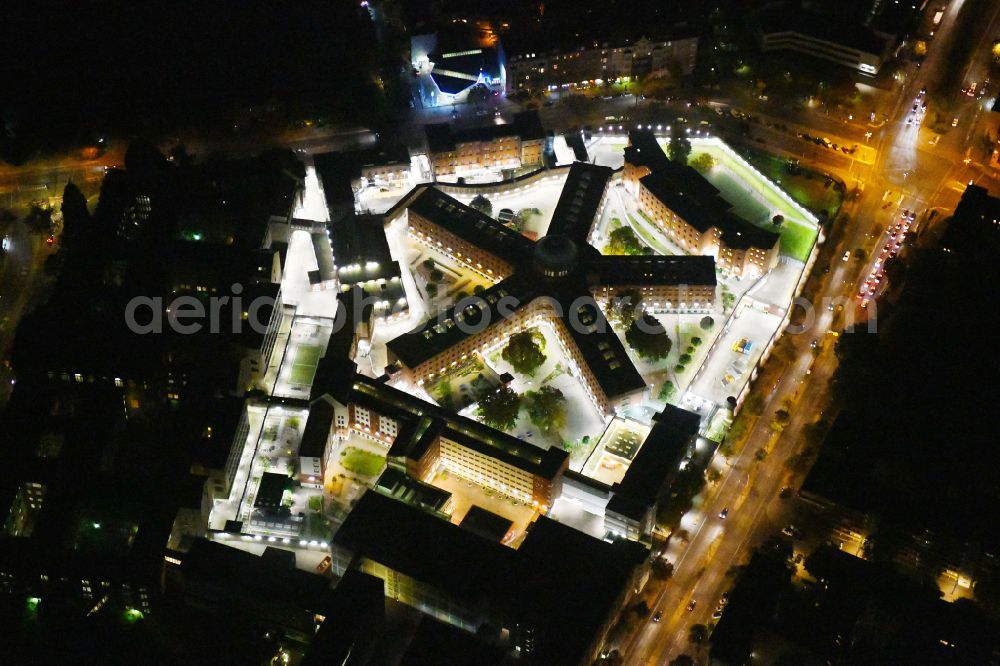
[{"x1": 506, "y1": 35, "x2": 699, "y2": 94}]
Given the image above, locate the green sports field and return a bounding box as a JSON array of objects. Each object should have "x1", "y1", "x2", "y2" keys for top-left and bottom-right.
[{"x1": 290, "y1": 344, "x2": 322, "y2": 386}]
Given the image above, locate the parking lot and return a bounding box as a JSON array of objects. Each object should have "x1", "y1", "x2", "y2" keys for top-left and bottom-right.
[{"x1": 685, "y1": 303, "x2": 782, "y2": 408}]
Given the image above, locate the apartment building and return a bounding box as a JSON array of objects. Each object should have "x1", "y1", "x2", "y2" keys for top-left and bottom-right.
[
  {"x1": 506, "y1": 34, "x2": 699, "y2": 94},
  {"x1": 588, "y1": 255, "x2": 717, "y2": 312},
  {"x1": 423, "y1": 111, "x2": 547, "y2": 181}
]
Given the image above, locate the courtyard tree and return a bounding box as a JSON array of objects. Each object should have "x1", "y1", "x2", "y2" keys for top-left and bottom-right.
[
  {"x1": 626, "y1": 314, "x2": 672, "y2": 361},
  {"x1": 658, "y1": 380, "x2": 676, "y2": 402},
  {"x1": 607, "y1": 226, "x2": 643, "y2": 255},
  {"x1": 668, "y1": 125, "x2": 692, "y2": 164},
  {"x1": 651, "y1": 558, "x2": 675, "y2": 581},
  {"x1": 688, "y1": 624, "x2": 709, "y2": 647},
  {"x1": 700, "y1": 315, "x2": 715, "y2": 330},
  {"x1": 526, "y1": 385, "x2": 567, "y2": 434},
  {"x1": 502, "y1": 329, "x2": 546, "y2": 375},
  {"x1": 772, "y1": 214, "x2": 785, "y2": 227},
  {"x1": 771, "y1": 408, "x2": 792, "y2": 431},
  {"x1": 470, "y1": 194, "x2": 493, "y2": 217},
  {"x1": 60, "y1": 181, "x2": 91, "y2": 250},
  {"x1": 610, "y1": 288, "x2": 642, "y2": 328},
  {"x1": 689, "y1": 152, "x2": 716, "y2": 173},
  {"x1": 477, "y1": 386, "x2": 522, "y2": 431}
]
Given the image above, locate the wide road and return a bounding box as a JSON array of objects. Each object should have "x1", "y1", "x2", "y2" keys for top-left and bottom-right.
[{"x1": 625, "y1": 0, "x2": 994, "y2": 662}]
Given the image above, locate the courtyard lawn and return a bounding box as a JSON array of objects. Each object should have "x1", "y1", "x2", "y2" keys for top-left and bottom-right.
[
  {"x1": 290, "y1": 344, "x2": 322, "y2": 386},
  {"x1": 778, "y1": 219, "x2": 819, "y2": 262},
  {"x1": 340, "y1": 447, "x2": 386, "y2": 477},
  {"x1": 427, "y1": 359, "x2": 499, "y2": 411},
  {"x1": 686, "y1": 138, "x2": 819, "y2": 228},
  {"x1": 686, "y1": 139, "x2": 821, "y2": 262}
]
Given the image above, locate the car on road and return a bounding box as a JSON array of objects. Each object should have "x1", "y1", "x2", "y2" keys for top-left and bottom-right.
[
  {"x1": 781, "y1": 525, "x2": 801, "y2": 539},
  {"x1": 712, "y1": 607, "x2": 724, "y2": 619},
  {"x1": 810, "y1": 339, "x2": 819, "y2": 349},
  {"x1": 315, "y1": 555, "x2": 332, "y2": 574},
  {"x1": 732, "y1": 338, "x2": 753, "y2": 355},
  {"x1": 652, "y1": 611, "x2": 663, "y2": 622},
  {"x1": 719, "y1": 508, "x2": 729, "y2": 519},
  {"x1": 842, "y1": 251, "x2": 850, "y2": 262},
  {"x1": 687, "y1": 600, "x2": 697, "y2": 612}
]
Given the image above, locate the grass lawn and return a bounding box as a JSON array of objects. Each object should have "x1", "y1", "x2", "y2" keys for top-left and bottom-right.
[
  {"x1": 740, "y1": 148, "x2": 843, "y2": 220},
  {"x1": 777, "y1": 220, "x2": 818, "y2": 262},
  {"x1": 340, "y1": 447, "x2": 385, "y2": 477},
  {"x1": 290, "y1": 344, "x2": 322, "y2": 385}
]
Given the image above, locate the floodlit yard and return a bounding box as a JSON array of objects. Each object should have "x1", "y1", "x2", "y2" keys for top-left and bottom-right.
[
  {"x1": 329, "y1": 432, "x2": 390, "y2": 486},
  {"x1": 687, "y1": 138, "x2": 819, "y2": 262},
  {"x1": 777, "y1": 220, "x2": 819, "y2": 262},
  {"x1": 482, "y1": 324, "x2": 608, "y2": 468},
  {"x1": 581, "y1": 417, "x2": 651, "y2": 485},
  {"x1": 290, "y1": 344, "x2": 322, "y2": 386},
  {"x1": 684, "y1": 303, "x2": 782, "y2": 408},
  {"x1": 427, "y1": 358, "x2": 501, "y2": 412},
  {"x1": 430, "y1": 469, "x2": 538, "y2": 540},
  {"x1": 448, "y1": 172, "x2": 568, "y2": 238},
  {"x1": 272, "y1": 318, "x2": 334, "y2": 399}
]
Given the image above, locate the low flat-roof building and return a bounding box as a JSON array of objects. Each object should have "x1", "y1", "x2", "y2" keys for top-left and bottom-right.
[
  {"x1": 605, "y1": 405, "x2": 700, "y2": 542},
  {"x1": 329, "y1": 214, "x2": 407, "y2": 322},
  {"x1": 757, "y1": 5, "x2": 895, "y2": 76}
]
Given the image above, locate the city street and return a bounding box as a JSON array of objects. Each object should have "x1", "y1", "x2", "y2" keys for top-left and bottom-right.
[{"x1": 618, "y1": 0, "x2": 1000, "y2": 661}]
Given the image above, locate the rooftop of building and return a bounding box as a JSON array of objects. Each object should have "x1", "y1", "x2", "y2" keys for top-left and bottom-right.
[
  {"x1": 589, "y1": 254, "x2": 718, "y2": 287},
  {"x1": 546, "y1": 161, "x2": 613, "y2": 242},
  {"x1": 607, "y1": 405, "x2": 699, "y2": 518},
  {"x1": 386, "y1": 273, "x2": 537, "y2": 369},
  {"x1": 629, "y1": 132, "x2": 779, "y2": 252},
  {"x1": 403, "y1": 185, "x2": 535, "y2": 266},
  {"x1": 301, "y1": 569, "x2": 385, "y2": 666},
  {"x1": 942, "y1": 184, "x2": 1000, "y2": 251},
  {"x1": 328, "y1": 214, "x2": 399, "y2": 284},
  {"x1": 314, "y1": 365, "x2": 569, "y2": 481},
  {"x1": 459, "y1": 505, "x2": 514, "y2": 542},
  {"x1": 501, "y1": 11, "x2": 701, "y2": 57},
  {"x1": 425, "y1": 22, "x2": 504, "y2": 95},
  {"x1": 375, "y1": 466, "x2": 453, "y2": 513},
  {"x1": 332, "y1": 490, "x2": 647, "y2": 665},
  {"x1": 400, "y1": 616, "x2": 507, "y2": 665},
  {"x1": 298, "y1": 396, "x2": 335, "y2": 459},
  {"x1": 424, "y1": 110, "x2": 546, "y2": 153},
  {"x1": 180, "y1": 538, "x2": 331, "y2": 612},
  {"x1": 313, "y1": 144, "x2": 408, "y2": 211},
  {"x1": 757, "y1": 3, "x2": 893, "y2": 56}
]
